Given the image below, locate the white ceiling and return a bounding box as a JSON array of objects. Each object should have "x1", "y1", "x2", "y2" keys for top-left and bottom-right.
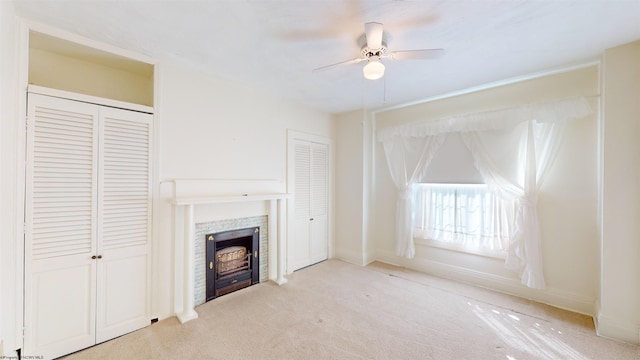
[{"x1": 13, "y1": 0, "x2": 640, "y2": 114}]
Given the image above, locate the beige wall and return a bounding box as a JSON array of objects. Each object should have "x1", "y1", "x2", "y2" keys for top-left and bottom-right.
[
  {"x1": 375, "y1": 67, "x2": 598, "y2": 127},
  {"x1": 158, "y1": 61, "x2": 333, "y2": 181},
  {"x1": 599, "y1": 40, "x2": 640, "y2": 343},
  {"x1": 371, "y1": 66, "x2": 600, "y2": 315},
  {"x1": 29, "y1": 48, "x2": 153, "y2": 106},
  {"x1": 335, "y1": 110, "x2": 366, "y2": 265}
]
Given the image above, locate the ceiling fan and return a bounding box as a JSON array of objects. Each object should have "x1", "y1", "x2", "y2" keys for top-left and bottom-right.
[{"x1": 313, "y1": 22, "x2": 443, "y2": 80}]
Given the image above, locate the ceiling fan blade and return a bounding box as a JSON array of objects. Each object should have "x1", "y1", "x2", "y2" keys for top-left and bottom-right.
[
  {"x1": 364, "y1": 22, "x2": 384, "y2": 50},
  {"x1": 312, "y1": 57, "x2": 366, "y2": 73},
  {"x1": 386, "y1": 49, "x2": 445, "y2": 60}
]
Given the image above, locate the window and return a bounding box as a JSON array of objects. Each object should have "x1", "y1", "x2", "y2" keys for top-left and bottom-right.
[{"x1": 414, "y1": 183, "x2": 515, "y2": 257}]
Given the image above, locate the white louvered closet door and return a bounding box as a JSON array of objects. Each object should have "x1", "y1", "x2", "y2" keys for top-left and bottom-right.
[
  {"x1": 96, "y1": 106, "x2": 152, "y2": 343},
  {"x1": 24, "y1": 94, "x2": 152, "y2": 359},
  {"x1": 309, "y1": 144, "x2": 328, "y2": 264},
  {"x1": 290, "y1": 140, "x2": 328, "y2": 271},
  {"x1": 24, "y1": 94, "x2": 99, "y2": 359},
  {"x1": 291, "y1": 141, "x2": 311, "y2": 271}
]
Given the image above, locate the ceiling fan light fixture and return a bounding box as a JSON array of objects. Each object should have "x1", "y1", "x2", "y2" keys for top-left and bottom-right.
[{"x1": 363, "y1": 60, "x2": 385, "y2": 80}]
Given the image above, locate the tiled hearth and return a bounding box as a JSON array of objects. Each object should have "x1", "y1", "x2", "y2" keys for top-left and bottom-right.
[{"x1": 194, "y1": 216, "x2": 268, "y2": 306}]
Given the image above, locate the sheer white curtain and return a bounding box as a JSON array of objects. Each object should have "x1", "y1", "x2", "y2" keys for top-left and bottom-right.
[
  {"x1": 461, "y1": 120, "x2": 568, "y2": 289},
  {"x1": 378, "y1": 97, "x2": 591, "y2": 288},
  {"x1": 414, "y1": 184, "x2": 514, "y2": 252},
  {"x1": 382, "y1": 135, "x2": 445, "y2": 258}
]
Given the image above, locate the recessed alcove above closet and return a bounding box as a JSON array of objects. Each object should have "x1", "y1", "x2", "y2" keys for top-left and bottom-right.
[{"x1": 28, "y1": 30, "x2": 154, "y2": 107}]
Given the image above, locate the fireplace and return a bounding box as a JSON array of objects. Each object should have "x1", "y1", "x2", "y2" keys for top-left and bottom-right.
[
  {"x1": 205, "y1": 226, "x2": 260, "y2": 301},
  {"x1": 173, "y1": 189, "x2": 288, "y2": 323}
]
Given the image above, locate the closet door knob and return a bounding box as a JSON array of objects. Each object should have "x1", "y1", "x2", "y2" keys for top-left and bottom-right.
[
  {"x1": 97, "y1": 255, "x2": 103, "y2": 259},
  {"x1": 309, "y1": 218, "x2": 314, "y2": 221},
  {"x1": 91, "y1": 255, "x2": 97, "y2": 259}
]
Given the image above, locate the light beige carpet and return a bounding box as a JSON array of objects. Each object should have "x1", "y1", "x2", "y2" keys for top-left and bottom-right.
[{"x1": 63, "y1": 260, "x2": 639, "y2": 359}]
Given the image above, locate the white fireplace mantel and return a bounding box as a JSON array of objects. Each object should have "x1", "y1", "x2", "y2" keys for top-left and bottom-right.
[
  {"x1": 172, "y1": 193, "x2": 290, "y2": 324},
  {"x1": 174, "y1": 193, "x2": 290, "y2": 206}
]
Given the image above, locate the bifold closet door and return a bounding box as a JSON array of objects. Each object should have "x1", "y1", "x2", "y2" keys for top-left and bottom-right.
[
  {"x1": 24, "y1": 94, "x2": 99, "y2": 359},
  {"x1": 290, "y1": 140, "x2": 328, "y2": 271},
  {"x1": 24, "y1": 94, "x2": 152, "y2": 359},
  {"x1": 309, "y1": 143, "x2": 328, "y2": 264},
  {"x1": 96, "y1": 106, "x2": 152, "y2": 343}
]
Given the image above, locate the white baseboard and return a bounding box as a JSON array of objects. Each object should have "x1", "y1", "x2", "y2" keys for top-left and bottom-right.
[
  {"x1": 362, "y1": 249, "x2": 377, "y2": 266},
  {"x1": 374, "y1": 249, "x2": 596, "y2": 316},
  {"x1": 595, "y1": 303, "x2": 640, "y2": 345},
  {"x1": 333, "y1": 248, "x2": 365, "y2": 267},
  {"x1": 373, "y1": 249, "x2": 404, "y2": 267}
]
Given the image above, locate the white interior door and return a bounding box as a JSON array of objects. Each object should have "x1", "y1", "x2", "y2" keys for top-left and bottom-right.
[
  {"x1": 309, "y1": 144, "x2": 328, "y2": 264},
  {"x1": 24, "y1": 93, "x2": 152, "y2": 358},
  {"x1": 24, "y1": 94, "x2": 99, "y2": 359},
  {"x1": 291, "y1": 141, "x2": 312, "y2": 271},
  {"x1": 96, "y1": 107, "x2": 152, "y2": 343},
  {"x1": 289, "y1": 138, "x2": 329, "y2": 271}
]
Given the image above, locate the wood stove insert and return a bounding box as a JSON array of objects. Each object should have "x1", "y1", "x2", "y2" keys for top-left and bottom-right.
[{"x1": 205, "y1": 226, "x2": 260, "y2": 301}]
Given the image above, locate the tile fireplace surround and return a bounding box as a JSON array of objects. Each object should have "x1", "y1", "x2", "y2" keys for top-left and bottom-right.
[
  {"x1": 171, "y1": 179, "x2": 290, "y2": 324},
  {"x1": 194, "y1": 215, "x2": 268, "y2": 306}
]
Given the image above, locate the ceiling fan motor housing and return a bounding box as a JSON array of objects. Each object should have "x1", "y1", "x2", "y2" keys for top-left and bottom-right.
[{"x1": 362, "y1": 42, "x2": 387, "y2": 60}]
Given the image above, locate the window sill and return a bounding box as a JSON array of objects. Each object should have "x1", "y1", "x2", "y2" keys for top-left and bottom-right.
[{"x1": 414, "y1": 238, "x2": 507, "y2": 260}]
